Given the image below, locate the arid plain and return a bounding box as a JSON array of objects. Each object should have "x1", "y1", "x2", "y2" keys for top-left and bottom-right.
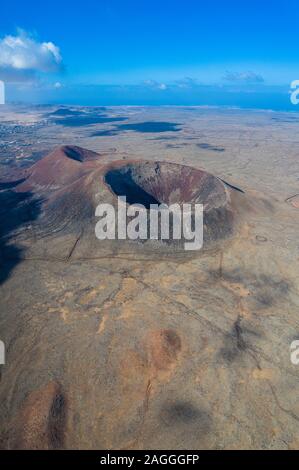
[{"x1": 0, "y1": 105, "x2": 299, "y2": 449}]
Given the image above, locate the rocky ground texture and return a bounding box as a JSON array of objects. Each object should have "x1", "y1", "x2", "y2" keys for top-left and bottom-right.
[{"x1": 0, "y1": 107, "x2": 299, "y2": 449}]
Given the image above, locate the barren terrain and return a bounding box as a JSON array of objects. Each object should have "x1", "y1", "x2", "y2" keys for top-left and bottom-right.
[{"x1": 0, "y1": 105, "x2": 299, "y2": 449}]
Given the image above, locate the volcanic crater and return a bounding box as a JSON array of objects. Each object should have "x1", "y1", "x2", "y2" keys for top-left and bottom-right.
[
  {"x1": 104, "y1": 161, "x2": 234, "y2": 247},
  {"x1": 1, "y1": 146, "x2": 239, "y2": 260}
]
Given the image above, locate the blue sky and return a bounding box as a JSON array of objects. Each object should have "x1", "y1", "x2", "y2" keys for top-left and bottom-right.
[{"x1": 1, "y1": 0, "x2": 299, "y2": 109}]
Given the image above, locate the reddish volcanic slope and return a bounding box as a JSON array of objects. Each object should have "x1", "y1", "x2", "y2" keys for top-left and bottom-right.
[
  {"x1": 0, "y1": 145, "x2": 243, "y2": 259},
  {"x1": 17, "y1": 145, "x2": 101, "y2": 192}
]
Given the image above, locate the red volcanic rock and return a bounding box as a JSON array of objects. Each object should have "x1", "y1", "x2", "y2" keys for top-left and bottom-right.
[
  {"x1": 147, "y1": 329, "x2": 182, "y2": 372},
  {"x1": 17, "y1": 145, "x2": 101, "y2": 192},
  {"x1": 105, "y1": 161, "x2": 227, "y2": 209},
  {"x1": 11, "y1": 382, "x2": 67, "y2": 450},
  {"x1": 0, "y1": 145, "x2": 242, "y2": 259},
  {"x1": 104, "y1": 161, "x2": 234, "y2": 242}
]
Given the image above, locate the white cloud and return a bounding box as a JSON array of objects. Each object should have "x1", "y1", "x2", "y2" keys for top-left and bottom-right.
[
  {"x1": 158, "y1": 83, "x2": 167, "y2": 90},
  {"x1": 143, "y1": 79, "x2": 167, "y2": 90},
  {"x1": 0, "y1": 29, "x2": 62, "y2": 82}
]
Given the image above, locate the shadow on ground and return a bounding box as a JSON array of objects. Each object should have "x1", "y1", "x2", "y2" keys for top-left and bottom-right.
[{"x1": 0, "y1": 183, "x2": 42, "y2": 284}]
